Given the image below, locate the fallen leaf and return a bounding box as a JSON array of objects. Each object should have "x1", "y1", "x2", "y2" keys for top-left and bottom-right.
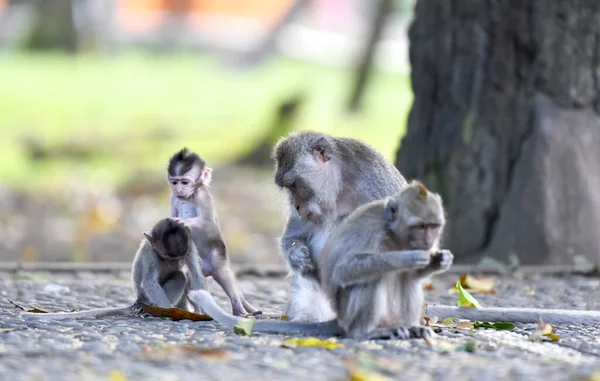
[
  {"x1": 140, "y1": 344, "x2": 228, "y2": 362},
  {"x1": 473, "y1": 321, "x2": 516, "y2": 331},
  {"x1": 282, "y1": 337, "x2": 344, "y2": 350},
  {"x1": 528, "y1": 317, "x2": 560, "y2": 342},
  {"x1": 344, "y1": 355, "x2": 394, "y2": 381},
  {"x1": 108, "y1": 370, "x2": 127, "y2": 381},
  {"x1": 140, "y1": 304, "x2": 212, "y2": 322},
  {"x1": 348, "y1": 368, "x2": 394, "y2": 381},
  {"x1": 7, "y1": 299, "x2": 48, "y2": 313},
  {"x1": 424, "y1": 280, "x2": 435, "y2": 290},
  {"x1": 587, "y1": 372, "x2": 600, "y2": 381},
  {"x1": 455, "y1": 340, "x2": 477, "y2": 353},
  {"x1": 449, "y1": 273, "x2": 496, "y2": 294},
  {"x1": 456, "y1": 281, "x2": 482, "y2": 308},
  {"x1": 233, "y1": 317, "x2": 256, "y2": 336},
  {"x1": 433, "y1": 318, "x2": 474, "y2": 330},
  {"x1": 280, "y1": 315, "x2": 289, "y2": 321}
]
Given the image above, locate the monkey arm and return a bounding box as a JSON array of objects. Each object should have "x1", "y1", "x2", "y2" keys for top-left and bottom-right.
[
  {"x1": 280, "y1": 217, "x2": 316, "y2": 274},
  {"x1": 333, "y1": 250, "x2": 430, "y2": 287},
  {"x1": 140, "y1": 263, "x2": 174, "y2": 308},
  {"x1": 170, "y1": 194, "x2": 179, "y2": 217}
]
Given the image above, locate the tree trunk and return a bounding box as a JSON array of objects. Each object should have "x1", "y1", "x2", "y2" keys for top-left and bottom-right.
[
  {"x1": 24, "y1": 0, "x2": 78, "y2": 53},
  {"x1": 396, "y1": 1, "x2": 600, "y2": 266},
  {"x1": 347, "y1": 0, "x2": 393, "y2": 112}
]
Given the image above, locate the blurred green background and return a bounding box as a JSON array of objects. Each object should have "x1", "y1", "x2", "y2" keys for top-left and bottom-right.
[{"x1": 0, "y1": 0, "x2": 414, "y2": 265}]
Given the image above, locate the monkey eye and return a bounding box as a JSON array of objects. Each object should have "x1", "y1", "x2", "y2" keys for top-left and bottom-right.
[
  {"x1": 181, "y1": 180, "x2": 189, "y2": 185},
  {"x1": 171, "y1": 181, "x2": 178, "y2": 185}
]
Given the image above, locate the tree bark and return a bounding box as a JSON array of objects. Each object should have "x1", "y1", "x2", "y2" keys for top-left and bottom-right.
[
  {"x1": 396, "y1": 1, "x2": 600, "y2": 265},
  {"x1": 24, "y1": 0, "x2": 78, "y2": 53}
]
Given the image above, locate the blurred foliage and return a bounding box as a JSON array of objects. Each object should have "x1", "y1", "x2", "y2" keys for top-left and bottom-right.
[{"x1": 0, "y1": 51, "x2": 412, "y2": 192}]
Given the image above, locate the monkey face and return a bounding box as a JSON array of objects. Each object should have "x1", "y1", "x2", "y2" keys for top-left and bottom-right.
[
  {"x1": 170, "y1": 176, "x2": 197, "y2": 199},
  {"x1": 407, "y1": 223, "x2": 442, "y2": 250},
  {"x1": 168, "y1": 148, "x2": 211, "y2": 199},
  {"x1": 385, "y1": 181, "x2": 445, "y2": 251},
  {"x1": 273, "y1": 133, "x2": 340, "y2": 222}
]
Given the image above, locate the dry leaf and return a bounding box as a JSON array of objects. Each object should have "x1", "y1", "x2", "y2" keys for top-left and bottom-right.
[
  {"x1": 424, "y1": 280, "x2": 435, "y2": 290},
  {"x1": 432, "y1": 317, "x2": 474, "y2": 330},
  {"x1": 449, "y1": 273, "x2": 496, "y2": 294},
  {"x1": 344, "y1": 355, "x2": 394, "y2": 381},
  {"x1": 283, "y1": 337, "x2": 344, "y2": 350},
  {"x1": 587, "y1": 372, "x2": 600, "y2": 381},
  {"x1": 7, "y1": 299, "x2": 48, "y2": 313},
  {"x1": 348, "y1": 368, "x2": 394, "y2": 381},
  {"x1": 140, "y1": 304, "x2": 212, "y2": 322},
  {"x1": 140, "y1": 344, "x2": 228, "y2": 362},
  {"x1": 528, "y1": 317, "x2": 560, "y2": 342},
  {"x1": 108, "y1": 370, "x2": 127, "y2": 381}
]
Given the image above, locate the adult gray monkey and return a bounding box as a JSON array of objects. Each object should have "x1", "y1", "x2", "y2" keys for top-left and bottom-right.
[{"x1": 272, "y1": 131, "x2": 407, "y2": 322}]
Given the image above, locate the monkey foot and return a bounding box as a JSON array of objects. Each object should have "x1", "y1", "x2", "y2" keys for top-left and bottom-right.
[
  {"x1": 367, "y1": 326, "x2": 434, "y2": 341},
  {"x1": 242, "y1": 310, "x2": 263, "y2": 317}
]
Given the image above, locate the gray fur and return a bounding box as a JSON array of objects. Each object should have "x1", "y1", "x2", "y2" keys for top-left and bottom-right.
[
  {"x1": 191, "y1": 183, "x2": 451, "y2": 340},
  {"x1": 272, "y1": 131, "x2": 407, "y2": 322},
  {"x1": 22, "y1": 218, "x2": 206, "y2": 320},
  {"x1": 168, "y1": 149, "x2": 259, "y2": 316}
]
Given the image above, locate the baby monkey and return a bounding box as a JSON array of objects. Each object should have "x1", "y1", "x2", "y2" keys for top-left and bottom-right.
[
  {"x1": 22, "y1": 218, "x2": 206, "y2": 319},
  {"x1": 167, "y1": 148, "x2": 259, "y2": 316},
  {"x1": 191, "y1": 181, "x2": 453, "y2": 339}
]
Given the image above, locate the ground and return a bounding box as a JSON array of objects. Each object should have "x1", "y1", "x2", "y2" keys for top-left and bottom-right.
[{"x1": 2, "y1": 269, "x2": 599, "y2": 381}]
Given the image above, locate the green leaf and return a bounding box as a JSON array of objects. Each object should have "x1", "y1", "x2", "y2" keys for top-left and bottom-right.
[
  {"x1": 456, "y1": 281, "x2": 482, "y2": 308},
  {"x1": 473, "y1": 321, "x2": 516, "y2": 331},
  {"x1": 233, "y1": 317, "x2": 256, "y2": 336}
]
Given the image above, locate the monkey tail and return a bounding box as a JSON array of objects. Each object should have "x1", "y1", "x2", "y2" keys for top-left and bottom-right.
[
  {"x1": 425, "y1": 305, "x2": 600, "y2": 325},
  {"x1": 21, "y1": 305, "x2": 135, "y2": 320},
  {"x1": 190, "y1": 290, "x2": 345, "y2": 337}
]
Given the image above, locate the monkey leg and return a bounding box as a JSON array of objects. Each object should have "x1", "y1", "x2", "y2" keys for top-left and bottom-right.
[
  {"x1": 284, "y1": 274, "x2": 336, "y2": 322},
  {"x1": 211, "y1": 262, "x2": 254, "y2": 316}
]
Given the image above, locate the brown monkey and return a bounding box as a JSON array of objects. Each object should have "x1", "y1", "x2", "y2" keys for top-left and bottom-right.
[
  {"x1": 167, "y1": 148, "x2": 259, "y2": 316},
  {"x1": 272, "y1": 131, "x2": 407, "y2": 322},
  {"x1": 191, "y1": 181, "x2": 452, "y2": 339},
  {"x1": 22, "y1": 218, "x2": 206, "y2": 319}
]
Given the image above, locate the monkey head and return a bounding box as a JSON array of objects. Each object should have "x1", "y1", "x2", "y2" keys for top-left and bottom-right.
[
  {"x1": 272, "y1": 132, "x2": 342, "y2": 224},
  {"x1": 167, "y1": 147, "x2": 212, "y2": 200},
  {"x1": 143, "y1": 218, "x2": 192, "y2": 260},
  {"x1": 384, "y1": 180, "x2": 445, "y2": 251}
]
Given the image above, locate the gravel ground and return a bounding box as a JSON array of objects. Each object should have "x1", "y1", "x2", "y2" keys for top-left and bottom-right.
[{"x1": 1, "y1": 270, "x2": 599, "y2": 381}]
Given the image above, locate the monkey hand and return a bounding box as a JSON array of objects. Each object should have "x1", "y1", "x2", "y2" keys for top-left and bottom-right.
[
  {"x1": 288, "y1": 244, "x2": 316, "y2": 274},
  {"x1": 429, "y1": 250, "x2": 454, "y2": 271},
  {"x1": 407, "y1": 250, "x2": 433, "y2": 269}
]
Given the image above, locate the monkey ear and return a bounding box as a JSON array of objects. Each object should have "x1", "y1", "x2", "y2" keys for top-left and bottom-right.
[
  {"x1": 311, "y1": 137, "x2": 332, "y2": 163},
  {"x1": 200, "y1": 167, "x2": 213, "y2": 186},
  {"x1": 143, "y1": 231, "x2": 154, "y2": 244},
  {"x1": 384, "y1": 197, "x2": 399, "y2": 223}
]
